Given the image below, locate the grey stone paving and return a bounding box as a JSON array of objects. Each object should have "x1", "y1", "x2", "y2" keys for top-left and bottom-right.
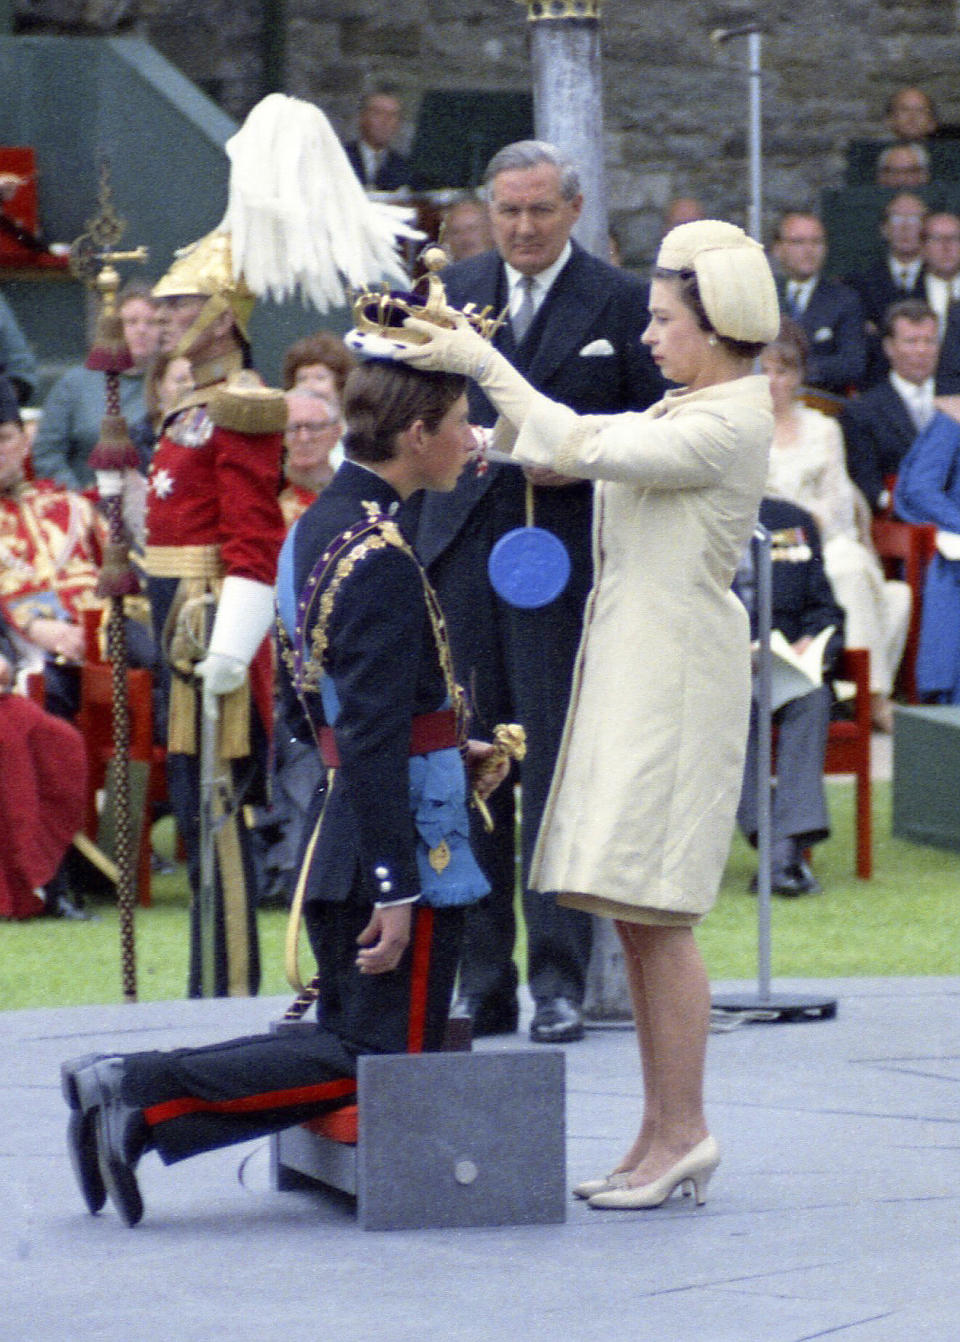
[{"x1": 2, "y1": 978, "x2": 958, "y2": 1342}]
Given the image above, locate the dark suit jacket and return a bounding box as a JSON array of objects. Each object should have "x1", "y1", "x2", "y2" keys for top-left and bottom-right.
[
  {"x1": 839, "y1": 378, "x2": 918, "y2": 511},
  {"x1": 415, "y1": 241, "x2": 663, "y2": 569},
  {"x1": 847, "y1": 259, "x2": 926, "y2": 330},
  {"x1": 778, "y1": 276, "x2": 866, "y2": 394},
  {"x1": 936, "y1": 301, "x2": 960, "y2": 393},
  {"x1": 847, "y1": 260, "x2": 927, "y2": 386},
  {"x1": 343, "y1": 140, "x2": 411, "y2": 192}
]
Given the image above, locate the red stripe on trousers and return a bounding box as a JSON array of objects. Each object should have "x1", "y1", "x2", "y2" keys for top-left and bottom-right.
[
  {"x1": 406, "y1": 905, "x2": 433, "y2": 1054},
  {"x1": 143, "y1": 1076, "x2": 357, "y2": 1127}
]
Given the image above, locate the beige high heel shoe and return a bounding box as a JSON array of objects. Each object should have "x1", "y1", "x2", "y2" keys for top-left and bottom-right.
[
  {"x1": 587, "y1": 1136, "x2": 720, "y2": 1210},
  {"x1": 571, "y1": 1171, "x2": 632, "y2": 1200}
]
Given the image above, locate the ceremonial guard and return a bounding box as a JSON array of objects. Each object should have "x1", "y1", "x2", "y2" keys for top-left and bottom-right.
[
  {"x1": 61, "y1": 355, "x2": 508, "y2": 1227},
  {"x1": 144, "y1": 230, "x2": 287, "y2": 998}
]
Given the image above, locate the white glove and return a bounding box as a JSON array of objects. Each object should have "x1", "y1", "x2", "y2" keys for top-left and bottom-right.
[
  {"x1": 399, "y1": 316, "x2": 549, "y2": 429},
  {"x1": 196, "y1": 651, "x2": 247, "y2": 719},
  {"x1": 195, "y1": 575, "x2": 275, "y2": 716},
  {"x1": 935, "y1": 529, "x2": 960, "y2": 560},
  {"x1": 207, "y1": 575, "x2": 275, "y2": 664}
]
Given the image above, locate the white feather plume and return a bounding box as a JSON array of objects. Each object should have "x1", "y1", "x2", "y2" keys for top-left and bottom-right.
[{"x1": 220, "y1": 93, "x2": 421, "y2": 311}]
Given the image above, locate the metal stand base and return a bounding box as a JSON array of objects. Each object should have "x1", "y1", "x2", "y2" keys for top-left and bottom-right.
[{"x1": 711, "y1": 991, "x2": 838, "y2": 1023}]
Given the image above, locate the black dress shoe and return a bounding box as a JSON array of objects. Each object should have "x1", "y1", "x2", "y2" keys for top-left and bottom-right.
[
  {"x1": 63, "y1": 1056, "x2": 148, "y2": 1227},
  {"x1": 449, "y1": 993, "x2": 519, "y2": 1037},
  {"x1": 530, "y1": 996, "x2": 585, "y2": 1044},
  {"x1": 771, "y1": 861, "x2": 822, "y2": 897},
  {"x1": 62, "y1": 1054, "x2": 110, "y2": 1214}
]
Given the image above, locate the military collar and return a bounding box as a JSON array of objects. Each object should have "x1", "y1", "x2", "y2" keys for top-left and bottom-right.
[{"x1": 160, "y1": 350, "x2": 247, "y2": 426}]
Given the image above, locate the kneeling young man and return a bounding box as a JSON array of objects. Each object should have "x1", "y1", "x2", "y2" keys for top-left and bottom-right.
[{"x1": 61, "y1": 360, "x2": 508, "y2": 1226}]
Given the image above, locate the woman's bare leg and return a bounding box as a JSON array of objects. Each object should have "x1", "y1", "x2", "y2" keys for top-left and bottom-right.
[
  {"x1": 612, "y1": 918, "x2": 657, "y2": 1171},
  {"x1": 617, "y1": 921, "x2": 711, "y2": 1187}
]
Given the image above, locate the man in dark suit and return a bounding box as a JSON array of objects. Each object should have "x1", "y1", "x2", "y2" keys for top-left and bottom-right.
[
  {"x1": 848, "y1": 193, "x2": 928, "y2": 386},
  {"x1": 772, "y1": 210, "x2": 866, "y2": 395},
  {"x1": 343, "y1": 88, "x2": 411, "y2": 192},
  {"x1": 840, "y1": 299, "x2": 940, "y2": 512},
  {"x1": 414, "y1": 140, "x2": 663, "y2": 1044},
  {"x1": 922, "y1": 212, "x2": 960, "y2": 393},
  {"x1": 736, "y1": 498, "x2": 845, "y2": 895}
]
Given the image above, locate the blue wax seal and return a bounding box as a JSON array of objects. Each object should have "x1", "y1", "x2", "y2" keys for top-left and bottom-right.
[{"x1": 487, "y1": 526, "x2": 571, "y2": 609}]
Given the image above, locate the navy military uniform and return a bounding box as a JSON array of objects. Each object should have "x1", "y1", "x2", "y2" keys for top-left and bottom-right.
[{"x1": 67, "y1": 461, "x2": 487, "y2": 1182}]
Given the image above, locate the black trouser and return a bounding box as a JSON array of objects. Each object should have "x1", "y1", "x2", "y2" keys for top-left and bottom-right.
[
  {"x1": 120, "y1": 902, "x2": 464, "y2": 1164},
  {"x1": 430, "y1": 473, "x2": 594, "y2": 1007}
]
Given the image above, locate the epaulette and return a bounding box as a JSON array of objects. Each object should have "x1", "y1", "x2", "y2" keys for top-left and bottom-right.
[{"x1": 208, "y1": 371, "x2": 288, "y2": 435}]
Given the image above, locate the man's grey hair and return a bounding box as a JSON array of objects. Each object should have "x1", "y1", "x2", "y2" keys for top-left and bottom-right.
[{"x1": 483, "y1": 141, "x2": 581, "y2": 202}]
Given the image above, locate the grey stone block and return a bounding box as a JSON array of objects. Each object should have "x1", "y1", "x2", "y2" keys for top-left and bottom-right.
[{"x1": 273, "y1": 1048, "x2": 566, "y2": 1231}]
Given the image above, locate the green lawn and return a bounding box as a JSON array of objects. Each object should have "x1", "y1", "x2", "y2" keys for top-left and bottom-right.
[{"x1": 1, "y1": 781, "x2": 957, "y2": 1012}]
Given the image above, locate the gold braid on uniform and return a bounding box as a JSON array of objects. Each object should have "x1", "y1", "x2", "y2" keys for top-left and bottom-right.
[
  {"x1": 299, "y1": 506, "x2": 468, "y2": 738},
  {"x1": 208, "y1": 373, "x2": 288, "y2": 435}
]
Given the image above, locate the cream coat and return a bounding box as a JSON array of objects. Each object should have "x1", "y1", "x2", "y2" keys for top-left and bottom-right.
[{"x1": 509, "y1": 375, "x2": 773, "y2": 921}]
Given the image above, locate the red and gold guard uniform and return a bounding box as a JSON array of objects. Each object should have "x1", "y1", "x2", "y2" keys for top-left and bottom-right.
[
  {"x1": 0, "y1": 478, "x2": 107, "y2": 655},
  {"x1": 144, "y1": 351, "x2": 286, "y2": 997}
]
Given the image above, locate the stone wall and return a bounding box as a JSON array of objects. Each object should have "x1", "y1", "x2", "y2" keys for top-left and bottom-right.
[{"x1": 14, "y1": 0, "x2": 960, "y2": 263}]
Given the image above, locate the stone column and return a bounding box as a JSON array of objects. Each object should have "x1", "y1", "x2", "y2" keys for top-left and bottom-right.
[{"x1": 521, "y1": 0, "x2": 608, "y2": 261}]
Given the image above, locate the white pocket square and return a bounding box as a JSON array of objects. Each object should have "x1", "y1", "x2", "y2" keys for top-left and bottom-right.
[
  {"x1": 579, "y1": 338, "x2": 614, "y2": 357},
  {"x1": 813, "y1": 326, "x2": 834, "y2": 343}
]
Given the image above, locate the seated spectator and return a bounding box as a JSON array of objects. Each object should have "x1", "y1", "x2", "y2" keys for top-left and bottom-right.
[
  {"x1": 763, "y1": 322, "x2": 911, "y2": 732},
  {"x1": 772, "y1": 210, "x2": 867, "y2": 395},
  {"x1": 921, "y1": 212, "x2": 960, "y2": 394},
  {"x1": 840, "y1": 300, "x2": 940, "y2": 514},
  {"x1": 278, "y1": 390, "x2": 340, "y2": 529},
  {"x1": 0, "y1": 609, "x2": 87, "y2": 920},
  {"x1": 735, "y1": 498, "x2": 845, "y2": 896},
  {"x1": 30, "y1": 281, "x2": 159, "y2": 490},
  {"x1": 885, "y1": 86, "x2": 939, "y2": 144},
  {"x1": 343, "y1": 87, "x2": 411, "y2": 192},
  {"x1": 875, "y1": 141, "x2": 930, "y2": 189},
  {"x1": 0, "y1": 376, "x2": 157, "y2": 715},
  {"x1": 893, "y1": 404, "x2": 960, "y2": 703},
  {"x1": 441, "y1": 196, "x2": 493, "y2": 263},
  {"x1": 0, "y1": 288, "x2": 37, "y2": 405},
  {"x1": 848, "y1": 193, "x2": 928, "y2": 385},
  {"x1": 281, "y1": 330, "x2": 356, "y2": 412}
]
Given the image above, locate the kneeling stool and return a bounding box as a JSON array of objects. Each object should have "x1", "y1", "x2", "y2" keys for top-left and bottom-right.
[{"x1": 271, "y1": 1036, "x2": 566, "y2": 1231}]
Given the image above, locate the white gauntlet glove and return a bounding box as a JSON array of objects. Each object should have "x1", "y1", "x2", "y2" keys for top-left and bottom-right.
[
  {"x1": 195, "y1": 574, "x2": 275, "y2": 717},
  {"x1": 399, "y1": 315, "x2": 550, "y2": 430}
]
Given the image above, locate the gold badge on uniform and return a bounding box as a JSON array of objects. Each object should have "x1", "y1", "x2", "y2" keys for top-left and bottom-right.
[{"x1": 428, "y1": 840, "x2": 451, "y2": 873}]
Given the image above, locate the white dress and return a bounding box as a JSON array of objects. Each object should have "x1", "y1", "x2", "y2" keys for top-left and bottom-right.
[
  {"x1": 766, "y1": 404, "x2": 910, "y2": 695},
  {"x1": 507, "y1": 375, "x2": 772, "y2": 924}
]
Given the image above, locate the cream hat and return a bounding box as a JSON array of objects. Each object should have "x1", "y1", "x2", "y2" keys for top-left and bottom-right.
[{"x1": 656, "y1": 219, "x2": 779, "y2": 344}]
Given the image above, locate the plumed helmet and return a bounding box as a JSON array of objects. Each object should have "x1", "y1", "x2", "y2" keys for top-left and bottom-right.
[{"x1": 152, "y1": 230, "x2": 256, "y2": 340}]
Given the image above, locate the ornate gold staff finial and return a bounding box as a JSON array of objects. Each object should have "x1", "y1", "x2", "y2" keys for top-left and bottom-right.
[{"x1": 515, "y1": 0, "x2": 603, "y2": 19}]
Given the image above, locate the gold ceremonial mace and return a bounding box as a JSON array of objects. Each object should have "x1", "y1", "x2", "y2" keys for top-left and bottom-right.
[{"x1": 70, "y1": 162, "x2": 148, "y2": 1003}]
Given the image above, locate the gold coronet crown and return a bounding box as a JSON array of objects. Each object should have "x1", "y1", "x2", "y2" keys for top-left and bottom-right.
[{"x1": 350, "y1": 244, "x2": 506, "y2": 346}]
